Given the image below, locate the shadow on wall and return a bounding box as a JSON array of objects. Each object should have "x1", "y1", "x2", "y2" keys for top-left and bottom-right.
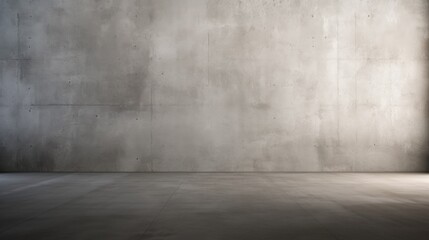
[
  {"x1": 425, "y1": 1, "x2": 429, "y2": 172},
  {"x1": 426, "y1": 3, "x2": 429, "y2": 172}
]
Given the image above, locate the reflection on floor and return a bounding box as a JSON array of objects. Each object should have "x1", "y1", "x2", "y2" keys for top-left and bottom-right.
[{"x1": 1, "y1": 173, "x2": 429, "y2": 240}]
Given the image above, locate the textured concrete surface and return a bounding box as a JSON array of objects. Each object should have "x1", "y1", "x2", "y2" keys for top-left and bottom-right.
[
  {"x1": 1, "y1": 0, "x2": 429, "y2": 171},
  {"x1": 1, "y1": 173, "x2": 429, "y2": 239}
]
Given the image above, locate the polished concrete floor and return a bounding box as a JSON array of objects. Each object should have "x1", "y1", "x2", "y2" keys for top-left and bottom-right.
[{"x1": 1, "y1": 173, "x2": 429, "y2": 240}]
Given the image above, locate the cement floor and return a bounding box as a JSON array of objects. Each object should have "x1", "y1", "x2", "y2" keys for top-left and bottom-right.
[{"x1": 1, "y1": 173, "x2": 429, "y2": 240}]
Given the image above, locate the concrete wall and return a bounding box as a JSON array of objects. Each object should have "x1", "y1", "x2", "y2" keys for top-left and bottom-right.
[{"x1": 1, "y1": 0, "x2": 428, "y2": 172}]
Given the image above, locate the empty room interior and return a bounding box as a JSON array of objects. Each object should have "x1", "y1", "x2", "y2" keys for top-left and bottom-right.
[{"x1": 1, "y1": 0, "x2": 429, "y2": 239}]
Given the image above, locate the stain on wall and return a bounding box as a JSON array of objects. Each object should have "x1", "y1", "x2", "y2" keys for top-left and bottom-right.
[{"x1": 0, "y1": 0, "x2": 428, "y2": 172}]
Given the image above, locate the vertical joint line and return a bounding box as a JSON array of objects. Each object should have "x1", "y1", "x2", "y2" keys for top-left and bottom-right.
[
  {"x1": 353, "y1": 13, "x2": 357, "y2": 171},
  {"x1": 17, "y1": 13, "x2": 20, "y2": 58},
  {"x1": 15, "y1": 13, "x2": 21, "y2": 165},
  {"x1": 207, "y1": 32, "x2": 210, "y2": 85},
  {"x1": 336, "y1": 1, "x2": 340, "y2": 148},
  {"x1": 206, "y1": 1, "x2": 210, "y2": 86},
  {"x1": 354, "y1": 13, "x2": 357, "y2": 57},
  {"x1": 389, "y1": 61, "x2": 393, "y2": 130},
  {"x1": 150, "y1": 61, "x2": 154, "y2": 172}
]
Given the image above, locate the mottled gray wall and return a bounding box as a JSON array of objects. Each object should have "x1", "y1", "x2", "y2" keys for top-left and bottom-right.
[{"x1": 0, "y1": 0, "x2": 428, "y2": 172}]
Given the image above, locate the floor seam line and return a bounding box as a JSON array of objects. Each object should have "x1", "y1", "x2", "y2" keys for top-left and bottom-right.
[
  {"x1": 263, "y1": 175, "x2": 341, "y2": 240},
  {"x1": 0, "y1": 173, "x2": 130, "y2": 236},
  {"x1": 139, "y1": 177, "x2": 186, "y2": 238},
  {"x1": 0, "y1": 173, "x2": 72, "y2": 196}
]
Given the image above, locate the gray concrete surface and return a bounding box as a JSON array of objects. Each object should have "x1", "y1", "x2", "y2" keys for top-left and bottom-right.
[
  {"x1": 1, "y1": 173, "x2": 429, "y2": 239},
  {"x1": 1, "y1": 0, "x2": 429, "y2": 171}
]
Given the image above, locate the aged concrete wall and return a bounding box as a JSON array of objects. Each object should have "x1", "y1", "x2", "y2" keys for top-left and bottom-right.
[{"x1": 0, "y1": 0, "x2": 428, "y2": 172}]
